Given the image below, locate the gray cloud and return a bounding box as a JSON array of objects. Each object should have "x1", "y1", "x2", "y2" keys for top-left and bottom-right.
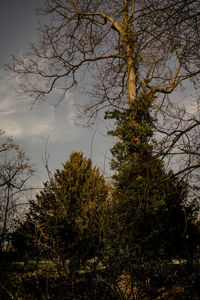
[{"x1": 0, "y1": 77, "x2": 82, "y2": 142}]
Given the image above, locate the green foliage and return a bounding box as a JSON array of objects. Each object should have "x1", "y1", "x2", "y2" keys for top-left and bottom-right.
[
  {"x1": 26, "y1": 152, "x2": 108, "y2": 266},
  {"x1": 100, "y1": 98, "x2": 200, "y2": 299},
  {"x1": 104, "y1": 99, "x2": 199, "y2": 269},
  {"x1": 8, "y1": 103, "x2": 200, "y2": 299}
]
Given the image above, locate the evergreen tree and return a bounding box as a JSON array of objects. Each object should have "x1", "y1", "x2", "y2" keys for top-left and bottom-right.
[
  {"x1": 28, "y1": 152, "x2": 108, "y2": 270},
  {"x1": 104, "y1": 97, "x2": 199, "y2": 268}
]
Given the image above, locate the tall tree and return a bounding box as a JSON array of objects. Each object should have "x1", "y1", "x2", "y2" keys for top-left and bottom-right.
[
  {"x1": 103, "y1": 104, "x2": 200, "y2": 298},
  {"x1": 28, "y1": 152, "x2": 108, "y2": 271},
  {"x1": 7, "y1": 0, "x2": 200, "y2": 264},
  {"x1": 106, "y1": 103, "x2": 199, "y2": 260},
  {"x1": 6, "y1": 2, "x2": 200, "y2": 296},
  {"x1": 8, "y1": 0, "x2": 200, "y2": 183}
]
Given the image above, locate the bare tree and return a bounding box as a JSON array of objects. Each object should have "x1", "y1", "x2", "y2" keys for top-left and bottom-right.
[
  {"x1": 0, "y1": 130, "x2": 35, "y2": 251},
  {"x1": 7, "y1": 0, "x2": 200, "y2": 179}
]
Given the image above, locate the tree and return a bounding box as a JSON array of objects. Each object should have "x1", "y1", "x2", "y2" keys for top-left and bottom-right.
[
  {"x1": 8, "y1": 0, "x2": 200, "y2": 181},
  {"x1": 107, "y1": 104, "x2": 199, "y2": 259},
  {"x1": 6, "y1": 2, "x2": 200, "y2": 296},
  {"x1": 27, "y1": 152, "x2": 108, "y2": 271},
  {"x1": 0, "y1": 130, "x2": 35, "y2": 251},
  {"x1": 103, "y1": 105, "x2": 200, "y2": 298}
]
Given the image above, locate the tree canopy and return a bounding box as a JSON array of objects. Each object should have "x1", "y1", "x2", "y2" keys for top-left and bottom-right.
[
  {"x1": 102, "y1": 104, "x2": 200, "y2": 298},
  {"x1": 9, "y1": 0, "x2": 200, "y2": 108},
  {"x1": 105, "y1": 105, "x2": 200, "y2": 263},
  {"x1": 27, "y1": 152, "x2": 108, "y2": 267}
]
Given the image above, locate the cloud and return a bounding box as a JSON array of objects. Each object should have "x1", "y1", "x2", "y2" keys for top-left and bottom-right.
[{"x1": 0, "y1": 76, "x2": 81, "y2": 141}]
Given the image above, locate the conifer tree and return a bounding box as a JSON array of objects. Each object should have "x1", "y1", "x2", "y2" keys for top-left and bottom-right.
[
  {"x1": 102, "y1": 98, "x2": 200, "y2": 298},
  {"x1": 28, "y1": 152, "x2": 108, "y2": 270},
  {"x1": 105, "y1": 97, "x2": 199, "y2": 268}
]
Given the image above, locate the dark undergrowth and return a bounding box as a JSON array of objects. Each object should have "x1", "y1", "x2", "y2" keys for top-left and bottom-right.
[{"x1": 0, "y1": 254, "x2": 199, "y2": 300}]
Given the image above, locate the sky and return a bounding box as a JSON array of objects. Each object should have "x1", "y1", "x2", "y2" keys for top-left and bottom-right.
[
  {"x1": 0, "y1": 1, "x2": 198, "y2": 190},
  {"x1": 0, "y1": 0, "x2": 112, "y2": 187}
]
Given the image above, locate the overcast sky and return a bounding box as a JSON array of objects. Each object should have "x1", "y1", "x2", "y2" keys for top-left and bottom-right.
[
  {"x1": 1, "y1": 0, "x2": 198, "y2": 190},
  {"x1": 0, "y1": 0, "x2": 112, "y2": 186}
]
